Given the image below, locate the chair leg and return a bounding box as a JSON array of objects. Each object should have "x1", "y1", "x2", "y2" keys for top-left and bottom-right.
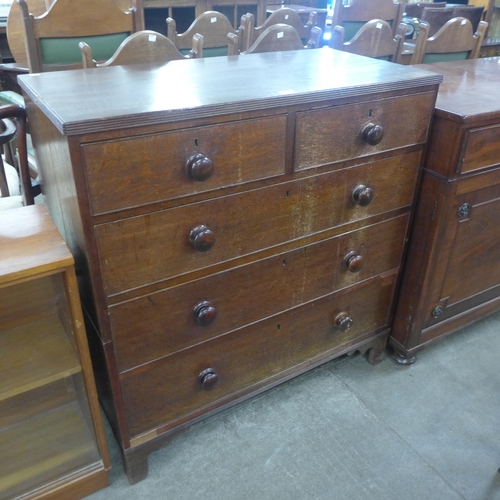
[{"x1": 0, "y1": 156, "x2": 10, "y2": 197}]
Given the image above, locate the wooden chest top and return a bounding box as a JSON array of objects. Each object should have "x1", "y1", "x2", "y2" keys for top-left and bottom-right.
[
  {"x1": 417, "y1": 57, "x2": 500, "y2": 124},
  {"x1": 18, "y1": 50, "x2": 441, "y2": 135}
]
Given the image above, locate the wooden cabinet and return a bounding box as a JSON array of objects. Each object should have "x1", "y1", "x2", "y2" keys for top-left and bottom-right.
[
  {"x1": 0, "y1": 204, "x2": 110, "y2": 499},
  {"x1": 18, "y1": 50, "x2": 440, "y2": 484},
  {"x1": 391, "y1": 58, "x2": 500, "y2": 363}
]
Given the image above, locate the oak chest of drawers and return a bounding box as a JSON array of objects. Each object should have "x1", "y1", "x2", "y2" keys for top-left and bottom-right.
[
  {"x1": 19, "y1": 50, "x2": 440, "y2": 483},
  {"x1": 391, "y1": 58, "x2": 500, "y2": 362}
]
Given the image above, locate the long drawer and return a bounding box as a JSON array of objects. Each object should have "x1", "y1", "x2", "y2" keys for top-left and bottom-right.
[
  {"x1": 82, "y1": 115, "x2": 287, "y2": 214},
  {"x1": 110, "y1": 214, "x2": 408, "y2": 371},
  {"x1": 119, "y1": 273, "x2": 397, "y2": 438},
  {"x1": 96, "y1": 152, "x2": 420, "y2": 296},
  {"x1": 294, "y1": 92, "x2": 434, "y2": 171}
]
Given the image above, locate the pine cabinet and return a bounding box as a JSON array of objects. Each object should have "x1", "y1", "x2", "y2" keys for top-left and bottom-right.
[{"x1": 0, "y1": 204, "x2": 109, "y2": 500}]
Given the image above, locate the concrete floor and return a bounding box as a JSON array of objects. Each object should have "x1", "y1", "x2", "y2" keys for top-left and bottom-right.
[{"x1": 87, "y1": 311, "x2": 500, "y2": 500}]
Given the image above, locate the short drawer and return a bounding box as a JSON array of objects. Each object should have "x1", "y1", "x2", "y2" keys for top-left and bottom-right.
[
  {"x1": 96, "y1": 151, "x2": 420, "y2": 296},
  {"x1": 110, "y1": 214, "x2": 408, "y2": 371},
  {"x1": 459, "y1": 124, "x2": 500, "y2": 174},
  {"x1": 82, "y1": 115, "x2": 287, "y2": 214},
  {"x1": 119, "y1": 273, "x2": 396, "y2": 438},
  {"x1": 294, "y1": 92, "x2": 434, "y2": 171}
]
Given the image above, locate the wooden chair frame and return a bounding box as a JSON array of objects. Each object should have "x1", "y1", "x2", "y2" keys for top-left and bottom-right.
[
  {"x1": 0, "y1": 105, "x2": 37, "y2": 207},
  {"x1": 167, "y1": 10, "x2": 237, "y2": 55},
  {"x1": 240, "y1": 8, "x2": 317, "y2": 51},
  {"x1": 80, "y1": 30, "x2": 203, "y2": 68},
  {"x1": 330, "y1": 19, "x2": 407, "y2": 63},
  {"x1": 228, "y1": 23, "x2": 321, "y2": 54},
  {"x1": 331, "y1": 0, "x2": 404, "y2": 40},
  {"x1": 17, "y1": 0, "x2": 140, "y2": 72},
  {"x1": 411, "y1": 17, "x2": 488, "y2": 64}
]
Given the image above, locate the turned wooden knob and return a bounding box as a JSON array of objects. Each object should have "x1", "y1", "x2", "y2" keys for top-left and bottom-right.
[
  {"x1": 193, "y1": 301, "x2": 217, "y2": 327},
  {"x1": 185, "y1": 153, "x2": 214, "y2": 181},
  {"x1": 352, "y1": 185, "x2": 374, "y2": 207},
  {"x1": 334, "y1": 312, "x2": 353, "y2": 332},
  {"x1": 344, "y1": 251, "x2": 364, "y2": 273},
  {"x1": 198, "y1": 368, "x2": 219, "y2": 390},
  {"x1": 361, "y1": 123, "x2": 384, "y2": 146},
  {"x1": 189, "y1": 225, "x2": 215, "y2": 252}
]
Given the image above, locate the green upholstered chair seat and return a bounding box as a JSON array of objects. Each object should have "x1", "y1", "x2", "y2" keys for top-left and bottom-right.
[
  {"x1": 343, "y1": 19, "x2": 393, "y2": 41},
  {"x1": 180, "y1": 46, "x2": 227, "y2": 57},
  {"x1": 422, "y1": 51, "x2": 469, "y2": 63},
  {"x1": 40, "y1": 32, "x2": 130, "y2": 64}
]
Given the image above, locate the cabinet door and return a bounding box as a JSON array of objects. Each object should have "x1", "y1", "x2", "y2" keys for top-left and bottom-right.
[{"x1": 440, "y1": 186, "x2": 500, "y2": 305}]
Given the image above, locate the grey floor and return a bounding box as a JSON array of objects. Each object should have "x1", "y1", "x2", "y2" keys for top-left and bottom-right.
[{"x1": 87, "y1": 311, "x2": 500, "y2": 500}]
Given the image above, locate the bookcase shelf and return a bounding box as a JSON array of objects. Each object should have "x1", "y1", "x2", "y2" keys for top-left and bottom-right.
[{"x1": 0, "y1": 315, "x2": 81, "y2": 401}]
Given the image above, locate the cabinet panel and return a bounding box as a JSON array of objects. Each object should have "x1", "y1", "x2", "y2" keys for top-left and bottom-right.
[
  {"x1": 440, "y1": 195, "x2": 500, "y2": 306},
  {"x1": 96, "y1": 152, "x2": 419, "y2": 296},
  {"x1": 0, "y1": 401, "x2": 101, "y2": 499},
  {"x1": 120, "y1": 274, "x2": 396, "y2": 437},
  {"x1": 110, "y1": 214, "x2": 408, "y2": 371},
  {"x1": 82, "y1": 115, "x2": 287, "y2": 214},
  {"x1": 460, "y1": 124, "x2": 500, "y2": 174}
]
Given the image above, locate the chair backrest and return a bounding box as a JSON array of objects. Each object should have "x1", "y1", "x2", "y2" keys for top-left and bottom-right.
[
  {"x1": 330, "y1": 19, "x2": 407, "y2": 63},
  {"x1": 240, "y1": 8, "x2": 317, "y2": 51},
  {"x1": 411, "y1": 17, "x2": 488, "y2": 64},
  {"x1": 420, "y1": 6, "x2": 454, "y2": 36},
  {"x1": 0, "y1": 105, "x2": 37, "y2": 209},
  {"x1": 80, "y1": 30, "x2": 204, "y2": 68},
  {"x1": 167, "y1": 10, "x2": 237, "y2": 56},
  {"x1": 17, "y1": 0, "x2": 139, "y2": 73},
  {"x1": 228, "y1": 23, "x2": 321, "y2": 54},
  {"x1": 331, "y1": 0, "x2": 404, "y2": 40},
  {"x1": 452, "y1": 5, "x2": 485, "y2": 31},
  {"x1": 404, "y1": 2, "x2": 446, "y2": 20}
]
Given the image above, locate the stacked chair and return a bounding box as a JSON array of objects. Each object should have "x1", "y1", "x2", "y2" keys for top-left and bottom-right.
[
  {"x1": 239, "y1": 8, "x2": 318, "y2": 51},
  {"x1": 17, "y1": 0, "x2": 140, "y2": 73},
  {"x1": 167, "y1": 10, "x2": 238, "y2": 56},
  {"x1": 329, "y1": 19, "x2": 408, "y2": 63},
  {"x1": 80, "y1": 30, "x2": 204, "y2": 68},
  {"x1": 331, "y1": 0, "x2": 404, "y2": 41},
  {"x1": 410, "y1": 16, "x2": 488, "y2": 64},
  {"x1": 228, "y1": 23, "x2": 322, "y2": 54}
]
